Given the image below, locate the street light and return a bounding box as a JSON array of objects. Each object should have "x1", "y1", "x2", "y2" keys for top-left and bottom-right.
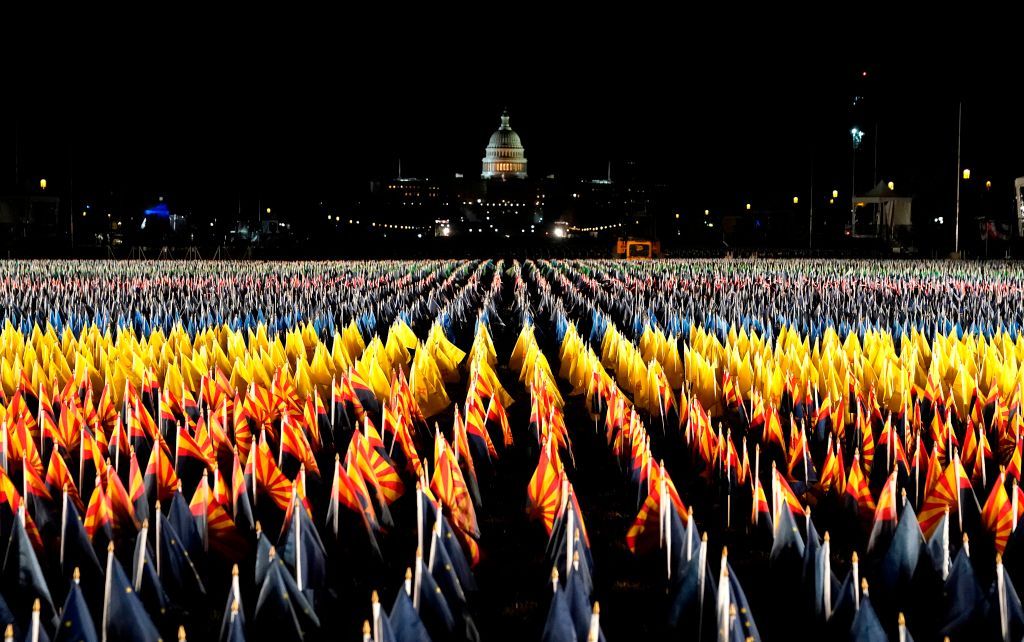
[
  {"x1": 793, "y1": 196, "x2": 799, "y2": 205},
  {"x1": 832, "y1": 189, "x2": 839, "y2": 199},
  {"x1": 955, "y1": 102, "x2": 964, "y2": 254},
  {"x1": 851, "y1": 127, "x2": 864, "y2": 236},
  {"x1": 39, "y1": 178, "x2": 47, "y2": 190},
  {"x1": 887, "y1": 181, "x2": 895, "y2": 191},
  {"x1": 745, "y1": 203, "x2": 751, "y2": 211}
]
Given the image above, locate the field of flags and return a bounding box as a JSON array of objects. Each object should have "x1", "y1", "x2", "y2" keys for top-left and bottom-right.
[{"x1": 3, "y1": 258, "x2": 1024, "y2": 640}]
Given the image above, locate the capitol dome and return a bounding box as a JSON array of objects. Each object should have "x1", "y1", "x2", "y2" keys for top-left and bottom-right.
[{"x1": 481, "y1": 110, "x2": 527, "y2": 180}]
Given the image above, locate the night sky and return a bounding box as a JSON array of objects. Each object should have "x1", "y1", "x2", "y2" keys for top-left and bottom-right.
[{"x1": 5, "y1": 23, "x2": 1022, "y2": 224}]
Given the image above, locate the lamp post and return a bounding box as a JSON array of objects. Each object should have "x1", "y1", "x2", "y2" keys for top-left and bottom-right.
[
  {"x1": 955, "y1": 102, "x2": 963, "y2": 255},
  {"x1": 850, "y1": 128, "x2": 864, "y2": 237}
]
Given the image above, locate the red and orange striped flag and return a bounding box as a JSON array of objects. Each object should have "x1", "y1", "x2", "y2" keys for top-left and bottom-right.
[
  {"x1": 982, "y1": 472, "x2": 1013, "y2": 555},
  {"x1": 526, "y1": 437, "x2": 563, "y2": 535},
  {"x1": 845, "y1": 450, "x2": 875, "y2": 521},
  {"x1": 254, "y1": 430, "x2": 292, "y2": 511},
  {"x1": 919, "y1": 452, "x2": 973, "y2": 538}
]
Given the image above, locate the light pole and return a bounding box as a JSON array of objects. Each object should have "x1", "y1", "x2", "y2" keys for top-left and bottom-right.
[
  {"x1": 955, "y1": 101, "x2": 963, "y2": 255},
  {"x1": 850, "y1": 128, "x2": 864, "y2": 236}
]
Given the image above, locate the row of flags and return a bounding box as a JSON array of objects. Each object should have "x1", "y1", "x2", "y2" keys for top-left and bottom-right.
[
  {"x1": 510, "y1": 312, "x2": 603, "y2": 642},
  {"x1": 353, "y1": 270, "x2": 524, "y2": 642},
  {"x1": 536, "y1": 258, "x2": 1024, "y2": 346},
  {"x1": 0, "y1": 260, "x2": 522, "y2": 641},
  {"x1": 549, "y1": 309, "x2": 757, "y2": 642},
  {"x1": 530, "y1": 257, "x2": 1024, "y2": 641},
  {"x1": 9, "y1": 255, "x2": 1024, "y2": 639},
  {"x1": 0, "y1": 260, "x2": 498, "y2": 340}
]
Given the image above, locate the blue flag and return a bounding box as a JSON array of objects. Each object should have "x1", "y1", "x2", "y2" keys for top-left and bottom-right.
[
  {"x1": 1, "y1": 515, "x2": 56, "y2": 633},
  {"x1": 541, "y1": 584, "x2": 576, "y2": 642},
  {"x1": 102, "y1": 549, "x2": 161, "y2": 642},
  {"x1": 54, "y1": 575, "x2": 97, "y2": 642},
  {"x1": 849, "y1": 591, "x2": 887, "y2": 642},
  {"x1": 389, "y1": 587, "x2": 431, "y2": 642},
  {"x1": 941, "y1": 545, "x2": 985, "y2": 638}
]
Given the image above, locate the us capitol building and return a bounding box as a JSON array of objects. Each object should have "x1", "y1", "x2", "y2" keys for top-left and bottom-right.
[
  {"x1": 480, "y1": 110, "x2": 528, "y2": 180},
  {"x1": 361, "y1": 110, "x2": 666, "y2": 238}
]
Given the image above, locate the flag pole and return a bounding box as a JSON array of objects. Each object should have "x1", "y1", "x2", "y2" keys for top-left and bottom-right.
[
  {"x1": 102, "y1": 542, "x2": 114, "y2": 642},
  {"x1": 155, "y1": 500, "x2": 162, "y2": 576},
  {"x1": 664, "y1": 479, "x2": 672, "y2": 581},
  {"x1": 200, "y1": 471, "x2": 209, "y2": 553},
  {"x1": 423, "y1": 514, "x2": 437, "y2": 572},
  {"x1": 413, "y1": 547, "x2": 423, "y2": 610},
  {"x1": 686, "y1": 507, "x2": 695, "y2": 562},
  {"x1": 955, "y1": 451, "x2": 963, "y2": 533},
  {"x1": 293, "y1": 487, "x2": 302, "y2": 591},
  {"x1": 371, "y1": 590, "x2": 381, "y2": 642},
  {"x1": 566, "y1": 489, "x2": 575, "y2": 580},
  {"x1": 697, "y1": 532, "x2": 708, "y2": 642},
  {"x1": 1014, "y1": 479, "x2": 1019, "y2": 532},
  {"x1": 852, "y1": 551, "x2": 860, "y2": 611},
  {"x1": 941, "y1": 507, "x2": 951, "y2": 580},
  {"x1": 998, "y1": 554, "x2": 1009, "y2": 642},
  {"x1": 29, "y1": 599, "x2": 39, "y2": 642},
  {"x1": 113, "y1": 415, "x2": 121, "y2": 473},
  {"x1": 915, "y1": 432, "x2": 921, "y2": 508},
  {"x1": 416, "y1": 482, "x2": 424, "y2": 556},
  {"x1": 979, "y1": 426, "x2": 986, "y2": 488},
  {"x1": 823, "y1": 532, "x2": 832, "y2": 619},
  {"x1": 717, "y1": 557, "x2": 730, "y2": 640},
  {"x1": 60, "y1": 485, "x2": 68, "y2": 565},
  {"x1": 135, "y1": 519, "x2": 149, "y2": 591},
  {"x1": 79, "y1": 425, "x2": 86, "y2": 491}
]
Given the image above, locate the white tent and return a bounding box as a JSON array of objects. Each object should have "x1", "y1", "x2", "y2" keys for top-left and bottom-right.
[{"x1": 854, "y1": 181, "x2": 912, "y2": 237}]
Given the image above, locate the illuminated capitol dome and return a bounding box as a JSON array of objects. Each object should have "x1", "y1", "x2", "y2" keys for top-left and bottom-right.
[{"x1": 481, "y1": 110, "x2": 528, "y2": 180}]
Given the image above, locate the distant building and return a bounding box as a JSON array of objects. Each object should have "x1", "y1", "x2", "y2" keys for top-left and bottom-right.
[
  {"x1": 367, "y1": 177, "x2": 444, "y2": 226},
  {"x1": 0, "y1": 191, "x2": 61, "y2": 245},
  {"x1": 450, "y1": 110, "x2": 542, "y2": 227},
  {"x1": 481, "y1": 110, "x2": 527, "y2": 180},
  {"x1": 357, "y1": 110, "x2": 671, "y2": 240}
]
